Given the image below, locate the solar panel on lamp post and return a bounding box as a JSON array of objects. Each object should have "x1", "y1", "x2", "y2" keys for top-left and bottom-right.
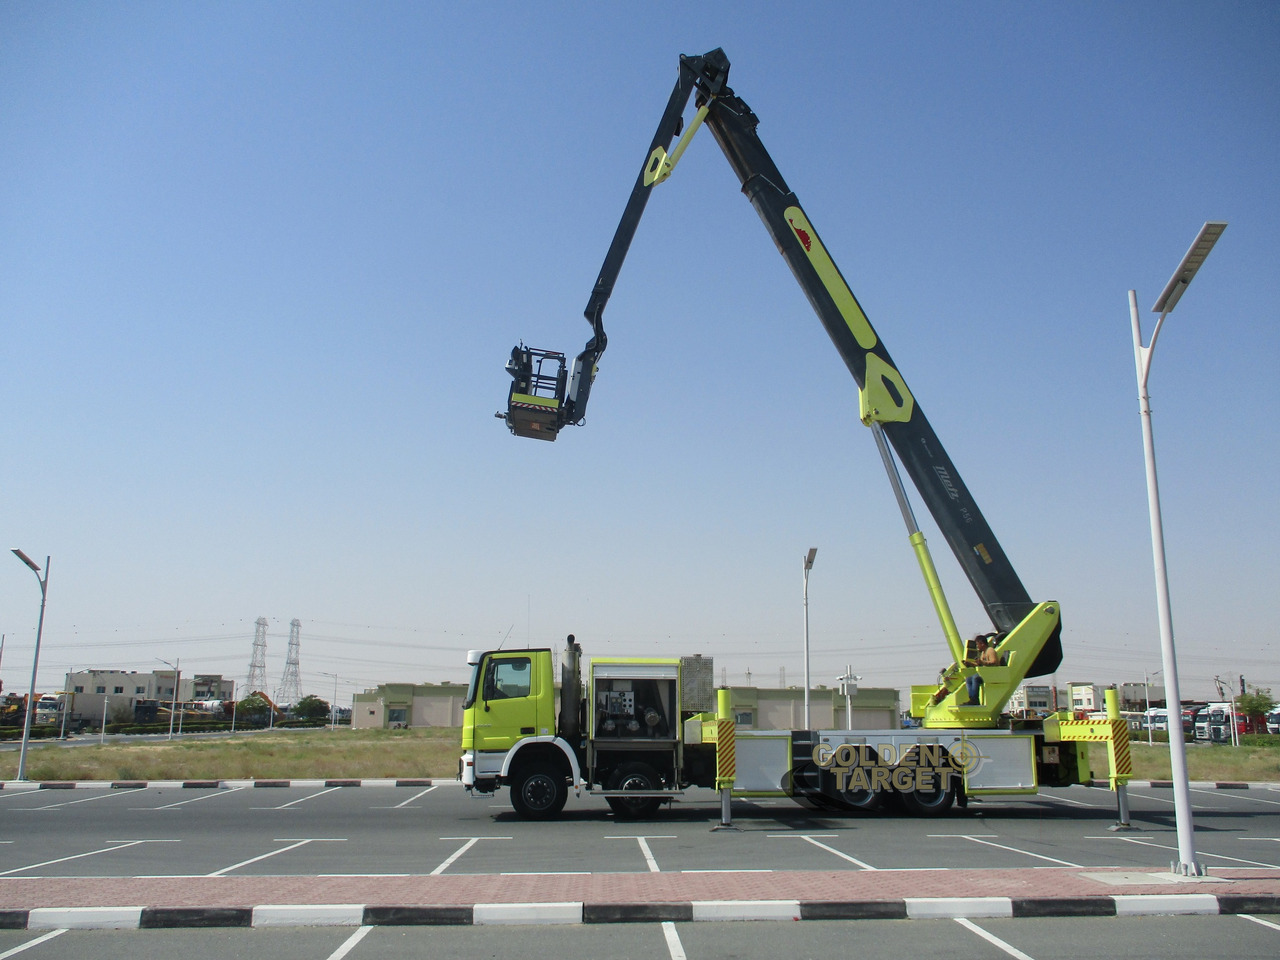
[{"x1": 1129, "y1": 220, "x2": 1226, "y2": 877}]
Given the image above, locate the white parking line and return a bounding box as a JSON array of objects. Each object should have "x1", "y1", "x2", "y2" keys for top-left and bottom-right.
[
  {"x1": 662, "y1": 921, "x2": 688, "y2": 960},
  {"x1": 949, "y1": 835, "x2": 1082, "y2": 869},
  {"x1": 1132, "y1": 793, "x2": 1209, "y2": 810},
  {"x1": 143, "y1": 786, "x2": 248, "y2": 810},
  {"x1": 1098, "y1": 835, "x2": 1280, "y2": 869},
  {"x1": 432, "y1": 836, "x2": 510, "y2": 875},
  {"x1": 0, "y1": 840, "x2": 173, "y2": 877},
  {"x1": 20, "y1": 790, "x2": 140, "y2": 811},
  {"x1": 325, "y1": 924, "x2": 373, "y2": 960},
  {"x1": 253, "y1": 785, "x2": 345, "y2": 810},
  {"x1": 606, "y1": 835, "x2": 675, "y2": 873},
  {"x1": 1193, "y1": 788, "x2": 1280, "y2": 808},
  {"x1": 394, "y1": 785, "x2": 438, "y2": 808},
  {"x1": 1240, "y1": 914, "x2": 1280, "y2": 932},
  {"x1": 781, "y1": 834, "x2": 877, "y2": 871},
  {"x1": 0, "y1": 929, "x2": 67, "y2": 959},
  {"x1": 955, "y1": 918, "x2": 1037, "y2": 960},
  {"x1": 205, "y1": 838, "x2": 346, "y2": 877},
  {"x1": 1036, "y1": 793, "x2": 1103, "y2": 808}
]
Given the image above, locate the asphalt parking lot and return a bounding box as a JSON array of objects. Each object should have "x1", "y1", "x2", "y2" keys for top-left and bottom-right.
[
  {"x1": 0, "y1": 780, "x2": 1278, "y2": 959},
  {"x1": 3, "y1": 780, "x2": 1280, "y2": 877}
]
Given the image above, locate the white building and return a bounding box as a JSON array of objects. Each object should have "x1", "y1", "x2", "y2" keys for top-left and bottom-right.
[
  {"x1": 1067, "y1": 682, "x2": 1107, "y2": 714},
  {"x1": 63, "y1": 669, "x2": 233, "y2": 725},
  {"x1": 1007, "y1": 683, "x2": 1057, "y2": 716}
]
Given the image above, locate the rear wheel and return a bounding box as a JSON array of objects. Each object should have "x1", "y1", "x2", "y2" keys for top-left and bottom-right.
[
  {"x1": 509, "y1": 763, "x2": 567, "y2": 820},
  {"x1": 605, "y1": 761, "x2": 663, "y2": 819},
  {"x1": 898, "y1": 776, "x2": 955, "y2": 816}
]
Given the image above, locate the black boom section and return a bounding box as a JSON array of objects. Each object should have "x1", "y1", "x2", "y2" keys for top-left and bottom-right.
[{"x1": 693, "y1": 53, "x2": 1046, "y2": 648}]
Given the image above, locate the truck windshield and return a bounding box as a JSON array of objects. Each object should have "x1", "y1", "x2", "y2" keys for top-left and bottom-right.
[{"x1": 464, "y1": 659, "x2": 483, "y2": 709}]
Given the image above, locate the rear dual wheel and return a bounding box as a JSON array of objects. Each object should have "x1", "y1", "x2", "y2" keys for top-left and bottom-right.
[{"x1": 605, "y1": 761, "x2": 663, "y2": 820}]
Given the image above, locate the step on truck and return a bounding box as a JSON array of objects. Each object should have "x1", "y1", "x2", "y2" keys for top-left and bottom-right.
[{"x1": 474, "y1": 49, "x2": 1131, "y2": 818}]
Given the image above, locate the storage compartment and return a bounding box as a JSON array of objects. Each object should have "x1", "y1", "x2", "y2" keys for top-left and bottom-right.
[{"x1": 591, "y1": 662, "x2": 678, "y2": 740}]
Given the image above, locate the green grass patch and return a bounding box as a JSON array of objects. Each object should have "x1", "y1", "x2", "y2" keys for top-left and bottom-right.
[
  {"x1": 0, "y1": 727, "x2": 461, "y2": 782},
  {"x1": 1128, "y1": 738, "x2": 1280, "y2": 782}
]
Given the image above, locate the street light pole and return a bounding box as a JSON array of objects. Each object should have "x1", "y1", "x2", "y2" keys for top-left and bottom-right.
[
  {"x1": 158, "y1": 657, "x2": 180, "y2": 741},
  {"x1": 1145, "y1": 669, "x2": 1161, "y2": 748},
  {"x1": 11, "y1": 550, "x2": 50, "y2": 782},
  {"x1": 802, "y1": 548, "x2": 817, "y2": 729},
  {"x1": 320, "y1": 672, "x2": 339, "y2": 730},
  {"x1": 1130, "y1": 220, "x2": 1226, "y2": 877}
]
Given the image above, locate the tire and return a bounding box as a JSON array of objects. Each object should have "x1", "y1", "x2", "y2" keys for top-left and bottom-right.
[
  {"x1": 605, "y1": 761, "x2": 664, "y2": 819},
  {"x1": 837, "y1": 748, "x2": 883, "y2": 813},
  {"x1": 899, "y1": 779, "x2": 955, "y2": 816},
  {"x1": 509, "y1": 763, "x2": 568, "y2": 820}
]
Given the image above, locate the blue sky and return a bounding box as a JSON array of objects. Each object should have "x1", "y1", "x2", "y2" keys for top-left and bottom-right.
[{"x1": 3, "y1": 2, "x2": 1277, "y2": 710}]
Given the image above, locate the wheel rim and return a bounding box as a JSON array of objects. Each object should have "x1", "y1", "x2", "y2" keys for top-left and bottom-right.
[
  {"x1": 521, "y1": 773, "x2": 557, "y2": 811},
  {"x1": 616, "y1": 771, "x2": 653, "y2": 810}
]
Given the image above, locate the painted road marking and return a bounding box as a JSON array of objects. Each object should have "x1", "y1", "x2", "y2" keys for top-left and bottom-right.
[
  {"x1": 955, "y1": 918, "x2": 1037, "y2": 960},
  {"x1": 1096, "y1": 835, "x2": 1280, "y2": 869},
  {"x1": 392, "y1": 785, "x2": 438, "y2": 808},
  {"x1": 606, "y1": 835, "x2": 675, "y2": 873},
  {"x1": 1241, "y1": 914, "x2": 1280, "y2": 933},
  {"x1": 142, "y1": 786, "x2": 248, "y2": 810},
  {"x1": 1193, "y1": 788, "x2": 1280, "y2": 808},
  {"x1": 768, "y1": 833, "x2": 876, "y2": 870},
  {"x1": 1035, "y1": 793, "x2": 1104, "y2": 808},
  {"x1": 253, "y1": 785, "x2": 345, "y2": 810},
  {"x1": 19, "y1": 790, "x2": 140, "y2": 811},
  {"x1": 662, "y1": 921, "x2": 688, "y2": 960},
  {"x1": 0, "y1": 929, "x2": 67, "y2": 959},
  {"x1": 1130, "y1": 792, "x2": 1209, "y2": 810},
  {"x1": 941, "y1": 834, "x2": 1082, "y2": 868},
  {"x1": 324, "y1": 924, "x2": 373, "y2": 960},
  {"x1": 206, "y1": 838, "x2": 346, "y2": 877},
  {"x1": 0, "y1": 840, "x2": 175, "y2": 877},
  {"x1": 432, "y1": 837, "x2": 510, "y2": 875}
]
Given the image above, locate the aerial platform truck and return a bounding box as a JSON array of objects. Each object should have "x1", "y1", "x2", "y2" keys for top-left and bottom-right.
[{"x1": 468, "y1": 49, "x2": 1130, "y2": 819}]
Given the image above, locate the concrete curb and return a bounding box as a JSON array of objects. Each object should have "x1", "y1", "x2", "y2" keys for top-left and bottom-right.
[
  {"x1": 0, "y1": 778, "x2": 450, "y2": 790},
  {"x1": 3, "y1": 778, "x2": 1278, "y2": 791},
  {"x1": 2, "y1": 894, "x2": 1277, "y2": 929}
]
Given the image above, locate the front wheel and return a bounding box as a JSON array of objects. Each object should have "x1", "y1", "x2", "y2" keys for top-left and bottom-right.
[{"x1": 509, "y1": 763, "x2": 568, "y2": 820}]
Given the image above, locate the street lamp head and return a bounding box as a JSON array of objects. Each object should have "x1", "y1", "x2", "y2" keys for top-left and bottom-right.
[
  {"x1": 804, "y1": 547, "x2": 818, "y2": 570},
  {"x1": 11, "y1": 549, "x2": 40, "y2": 573},
  {"x1": 1151, "y1": 221, "x2": 1227, "y2": 315}
]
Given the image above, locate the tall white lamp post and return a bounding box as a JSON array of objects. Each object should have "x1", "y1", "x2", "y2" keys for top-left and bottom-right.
[
  {"x1": 1130, "y1": 220, "x2": 1226, "y2": 877},
  {"x1": 11, "y1": 550, "x2": 50, "y2": 782},
  {"x1": 802, "y1": 548, "x2": 817, "y2": 729},
  {"x1": 320, "y1": 672, "x2": 340, "y2": 730},
  {"x1": 1145, "y1": 669, "x2": 1161, "y2": 747},
  {"x1": 157, "y1": 657, "x2": 180, "y2": 741}
]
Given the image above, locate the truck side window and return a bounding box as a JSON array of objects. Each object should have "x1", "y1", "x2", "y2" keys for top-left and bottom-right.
[{"x1": 484, "y1": 657, "x2": 531, "y2": 701}]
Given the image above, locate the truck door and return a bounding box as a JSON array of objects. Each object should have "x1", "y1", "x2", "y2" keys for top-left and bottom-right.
[{"x1": 474, "y1": 654, "x2": 539, "y2": 753}]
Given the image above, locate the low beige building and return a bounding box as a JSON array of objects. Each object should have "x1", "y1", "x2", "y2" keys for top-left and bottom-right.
[
  {"x1": 352, "y1": 680, "x2": 899, "y2": 732},
  {"x1": 352, "y1": 682, "x2": 469, "y2": 729}
]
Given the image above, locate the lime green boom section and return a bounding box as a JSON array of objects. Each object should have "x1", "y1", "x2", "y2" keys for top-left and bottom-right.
[{"x1": 909, "y1": 602, "x2": 1061, "y2": 729}]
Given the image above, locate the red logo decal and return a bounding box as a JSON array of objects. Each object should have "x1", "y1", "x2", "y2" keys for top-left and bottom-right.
[{"x1": 788, "y1": 217, "x2": 812, "y2": 252}]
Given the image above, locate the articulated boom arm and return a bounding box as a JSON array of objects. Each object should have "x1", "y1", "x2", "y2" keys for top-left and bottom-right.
[{"x1": 498, "y1": 49, "x2": 1061, "y2": 693}]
